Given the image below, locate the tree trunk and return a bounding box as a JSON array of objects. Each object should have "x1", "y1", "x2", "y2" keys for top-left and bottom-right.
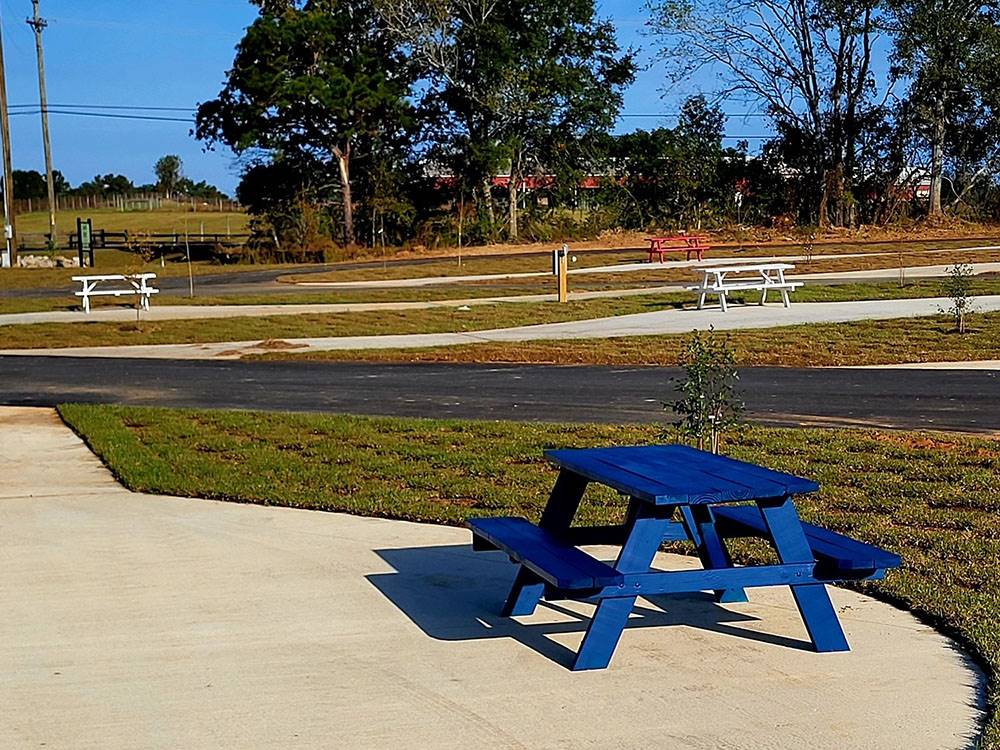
[
  {"x1": 334, "y1": 142, "x2": 355, "y2": 246},
  {"x1": 929, "y1": 103, "x2": 945, "y2": 217},
  {"x1": 508, "y1": 147, "x2": 524, "y2": 242},
  {"x1": 508, "y1": 177, "x2": 518, "y2": 241},
  {"x1": 818, "y1": 176, "x2": 829, "y2": 228},
  {"x1": 481, "y1": 177, "x2": 495, "y2": 227},
  {"x1": 818, "y1": 164, "x2": 846, "y2": 227}
]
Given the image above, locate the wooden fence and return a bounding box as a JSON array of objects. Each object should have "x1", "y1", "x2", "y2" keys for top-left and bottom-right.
[
  {"x1": 18, "y1": 228, "x2": 250, "y2": 256},
  {"x1": 12, "y1": 194, "x2": 242, "y2": 214}
]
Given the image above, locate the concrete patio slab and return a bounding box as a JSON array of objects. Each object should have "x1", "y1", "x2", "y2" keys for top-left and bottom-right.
[{"x1": 0, "y1": 407, "x2": 985, "y2": 749}]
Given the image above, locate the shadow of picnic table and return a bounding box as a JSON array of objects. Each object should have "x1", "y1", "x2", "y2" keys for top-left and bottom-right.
[{"x1": 367, "y1": 543, "x2": 812, "y2": 668}]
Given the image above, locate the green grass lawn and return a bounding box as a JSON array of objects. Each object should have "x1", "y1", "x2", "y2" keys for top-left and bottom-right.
[{"x1": 57, "y1": 404, "x2": 1000, "y2": 746}]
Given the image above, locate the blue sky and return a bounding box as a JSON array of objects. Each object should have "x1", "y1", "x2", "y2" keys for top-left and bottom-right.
[{"x1": 0, "y1": 0, "x2": 754, "y2": 195}]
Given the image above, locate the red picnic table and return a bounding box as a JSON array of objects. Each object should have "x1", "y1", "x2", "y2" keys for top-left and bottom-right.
[{"x1": 646, "y1": 235, "x2": 710, "y2": 263}]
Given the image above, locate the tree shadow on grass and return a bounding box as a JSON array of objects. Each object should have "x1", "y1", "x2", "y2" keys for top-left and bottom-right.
[{"x1": 367, "y1": 544, "x2": 812, "y2": 669}]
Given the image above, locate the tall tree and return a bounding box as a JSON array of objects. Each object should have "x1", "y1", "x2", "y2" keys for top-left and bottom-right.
[
  {"x1": 674, "y1": 95, "x2": 726, "y2": 227},
  {"x1": 50, "y1": 170, "x2": 69, "y2": 195},
  {"x1": 888, "y1": 0, "x2": 1000, "y2": 216},
  {"x1": 154, "y1": 155, "x2": 183, "y2": 198},
  {"x1": 379, "y1": 0, "x2": 634, "y2": 240},
  {"x1": 648, "y1": 0, "x2": 887, "y2": 227},
  {"x1": 196, "y1": 0, "x2": 413, "y2": 246}
]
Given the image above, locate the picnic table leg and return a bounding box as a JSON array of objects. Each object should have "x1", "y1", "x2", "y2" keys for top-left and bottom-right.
[
  {"x1": 758, "y1": 271, "x2": 769, "y2": 305},
  {"x1": 778, "y1": 268, "x2": 792, "y2": 307},
  {"x1": 573, "y1": 504, "x2": 668, "y2": 671},
  {"x1": 679, "y1": 506, "x2": 747, "y2": 603},
  {"x1": 719, "y1": 290, "x2": 728, "y2": 313},
  {"x1": 501, "y1": 470, "x2": 589, "y2": 617},
  {"x1": 758, "y1": 497, "x2": 850, "y2": 652}
]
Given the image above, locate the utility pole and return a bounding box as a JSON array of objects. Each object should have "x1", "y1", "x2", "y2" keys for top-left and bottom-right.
[
  {"x1": 28, "y1": 0, "x2": 56, "y2": 247},
  {"x1": 0, "y1": 6, "x2": 17, "y2": 266}
]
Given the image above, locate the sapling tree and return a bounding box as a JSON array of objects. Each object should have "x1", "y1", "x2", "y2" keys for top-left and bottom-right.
[
  {"x1": 664, "y1": 329, "x2": 744, "y2": 454},
  {"x1": 800, "y1": 225, "x2": 817, "y2": 265},
  {"x1": 941, "y1": 262, "x2": 975, "y2": 334},
  {"x1": 121, "y1": 237, "x2": 156, "y2": 331}
]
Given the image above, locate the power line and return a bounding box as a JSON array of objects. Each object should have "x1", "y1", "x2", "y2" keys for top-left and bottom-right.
[
  {"x1": 6, "y1": 107, "x2": 777, "y2": 138},
  {"x1": 8, "y1": 103, "x2": 196, "y2": 112},
  {"x1": 9, "y1": 108, "x2": 193, "y2": 123},
  {"x1": 12, "y1": 105, "x2": 773, "y2": 117}
]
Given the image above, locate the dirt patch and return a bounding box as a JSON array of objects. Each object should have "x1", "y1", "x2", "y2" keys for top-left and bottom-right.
[{"x1": 253, "y1": 339, "x2": 309, "y2": 351}]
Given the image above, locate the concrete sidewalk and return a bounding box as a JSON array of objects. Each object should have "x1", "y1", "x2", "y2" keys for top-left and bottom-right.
[
  {"x1": 5, "y1": 294, "x2": 999, "y2": 360},
  {"x1": 0, "y1": 407, "x2": 985, "y2": 749}
]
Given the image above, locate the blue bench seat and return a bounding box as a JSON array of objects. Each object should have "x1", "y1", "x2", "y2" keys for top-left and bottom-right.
[
  {"x1": 468, "y1": 517, "x2": 624, "y2": 590},
  {"x1": 712, "y1": 505, "x2": 901, "y2": 576}
]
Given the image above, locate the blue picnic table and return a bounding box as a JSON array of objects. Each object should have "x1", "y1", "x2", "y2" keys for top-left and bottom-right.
[{"x1": 468, "y1": 445, "x2": 901, "y2": 671}]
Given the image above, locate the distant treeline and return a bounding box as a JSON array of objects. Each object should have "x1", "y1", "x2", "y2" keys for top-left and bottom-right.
[{"x1": 11, "y1": 156, "x2": 230, "y2": 204}]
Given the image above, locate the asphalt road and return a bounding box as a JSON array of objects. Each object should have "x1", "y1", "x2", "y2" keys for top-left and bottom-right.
[{"x1": 1, "y1": 356, "x2": 995, "y2": 433}]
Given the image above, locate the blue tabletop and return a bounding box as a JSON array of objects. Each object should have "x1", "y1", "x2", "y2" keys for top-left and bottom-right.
[{"x1": 545, "y1": 445, "x2": 818, "y2": 505}]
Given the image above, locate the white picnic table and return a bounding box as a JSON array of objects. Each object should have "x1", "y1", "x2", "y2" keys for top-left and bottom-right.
[
  {"x1": 72, "y1": 273, "x2": 159, "y2": 314},
  {"x1": 688, "y1": 262, "x2": 802, "y2": 312}
]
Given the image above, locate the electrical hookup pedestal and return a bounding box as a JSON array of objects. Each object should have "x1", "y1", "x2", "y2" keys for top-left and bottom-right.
[
  {"x1": 1, "y1": 224, "x2": 11, "y2": 267},
  {"x1": 552, "y1": 243, "x2": 575, "y2": 303},
  {"x1": 76, "y1": 217, "x2": 94, "y2": 268}
]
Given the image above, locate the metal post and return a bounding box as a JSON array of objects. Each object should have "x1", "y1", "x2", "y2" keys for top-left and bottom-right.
[{"x1": 28, "y1": 0, "x2": 56, "y2": 247}]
